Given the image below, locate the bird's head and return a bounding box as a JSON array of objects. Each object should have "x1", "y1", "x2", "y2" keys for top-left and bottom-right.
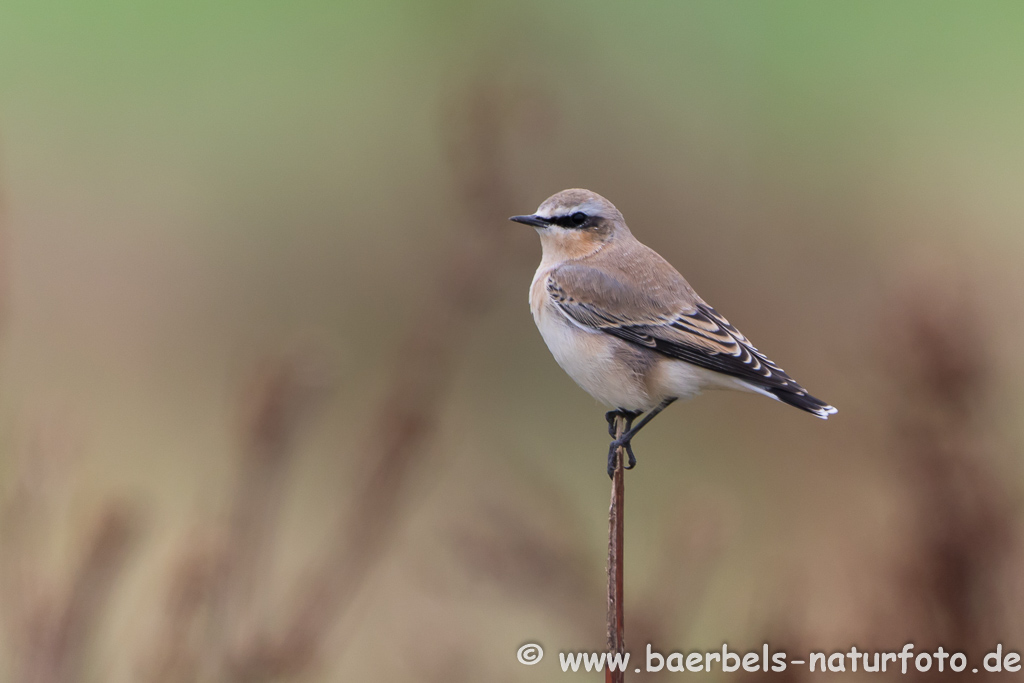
[{"x1": 510, "y1": 189, "x2": 628, "y2": 260}]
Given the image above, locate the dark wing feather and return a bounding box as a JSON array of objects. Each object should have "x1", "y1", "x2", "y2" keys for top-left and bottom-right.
[
  {"x1": 546, "y1": 266, "x2": 829, "y2": 409},
  {"x1": 650, "y1": 305, "x2": 800, "y2": 389}
]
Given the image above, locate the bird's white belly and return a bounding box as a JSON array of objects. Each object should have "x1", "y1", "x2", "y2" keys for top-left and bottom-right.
[
  {"x1": 528, "y1": 265, "x2": 739, "y2": 411},
  {"x1": 532, "y1": 300, "x2": 654, "y2": 410}
]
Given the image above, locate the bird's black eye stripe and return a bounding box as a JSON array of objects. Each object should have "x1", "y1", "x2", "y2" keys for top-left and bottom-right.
[{"x1": 549, "y1": 212, "x2": 591, "y2": 228}]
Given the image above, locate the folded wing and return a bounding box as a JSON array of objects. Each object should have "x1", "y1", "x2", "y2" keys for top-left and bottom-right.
[{"x1": 546, "y1": 263, "x2": 835, "y2": 417}]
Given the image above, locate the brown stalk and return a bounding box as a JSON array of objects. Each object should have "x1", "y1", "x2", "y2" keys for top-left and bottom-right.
[
  {"x1": 1, "y1": 414, "x2": 141, "y2": 683},
  {"x1": 43, "y1": 507, "x2": 138, "y2": 683},
  {"x1": 880, "y1": 285, "x2": 1017, "y2": 680},
  {"x1": 451, "y1": 472, "x2": 726, "y2": 666},
  {"x1": 606, "y1": 415, "x2": 627, "y2": 683},
  {"x1": 20, "y1": 505, "x2": 138, "y2": 683},
  {"x1": 211, "y1": 358, "x2": 329, "y2": 676},
  {"x1": 140, "y1": 359, "x2": 327, "y2": 683},
  {"x1": 143, "y1": 539, "x2": 220, "y2": 683}
]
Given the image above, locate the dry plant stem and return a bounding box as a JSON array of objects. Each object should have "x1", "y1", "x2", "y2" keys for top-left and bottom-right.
[
  {"x1": 23, "y1": 507, "x2": 137, "y2": 683},
  {"x1": 210, "y1": 362, "x2": 320, "y2": 674},
  {"x1": 45, "y1": 508, "x2": 137, "y2": 683},
  {"x1": 606, "y1": 415, "x2": 627, "y2": 683}
]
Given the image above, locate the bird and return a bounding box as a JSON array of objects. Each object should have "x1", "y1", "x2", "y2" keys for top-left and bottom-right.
[{"x1": 510, "y1": 189, "x2": 836, "y2": 477}]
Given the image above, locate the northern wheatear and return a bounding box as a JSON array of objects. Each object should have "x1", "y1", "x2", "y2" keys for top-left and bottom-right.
[{"x1": 511, "y1": 189, "x2": 836, "y2": 477}]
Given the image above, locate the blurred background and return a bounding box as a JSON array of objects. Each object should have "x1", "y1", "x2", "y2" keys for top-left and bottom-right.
[{"x1": 1, "y1": 1, "x2": 1023, "y2": 681}]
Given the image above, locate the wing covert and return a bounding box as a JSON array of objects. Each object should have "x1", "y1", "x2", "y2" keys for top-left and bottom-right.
[{"x1": 545, "y1": 266, "x2": 807, "y2": 394}]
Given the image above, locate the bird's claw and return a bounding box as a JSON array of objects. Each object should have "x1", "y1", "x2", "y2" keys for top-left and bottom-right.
[
  {"x1": 605, "y1": 410, "x2": 619, "y2": 438},
  {"x1": 606, "y1": 436, "x2": 637, "y2": 478},
  {"x1": 606, "y1": 410, "x2": 643, "y2": 477}
]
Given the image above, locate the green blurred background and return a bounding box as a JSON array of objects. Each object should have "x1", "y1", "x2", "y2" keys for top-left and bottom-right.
[{"x1": 1, "y1": 2, "x2": 1023, "y2": 681}]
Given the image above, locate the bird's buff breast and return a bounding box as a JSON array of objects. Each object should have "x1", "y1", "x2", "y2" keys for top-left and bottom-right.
[{"x1": 530, "y1": 271, "x2": 654, "y2": 411}]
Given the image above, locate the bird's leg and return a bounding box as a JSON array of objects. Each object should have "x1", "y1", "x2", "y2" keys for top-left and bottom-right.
[
  {"x1": 605, "y1": 409, "x2": 641, "y2": 438},
  {"x1": 619, "y1": 398, "x2": 677, "y2": 443},
  {"x1": 605, "y1": 409, "x2": 641, "y2": 477},
  {"x1": 620, "y1": 412, "x2": 640, "y2": 470},
  {"x1": 606, "y1": 398, "x2": 678, "y2": 476}
]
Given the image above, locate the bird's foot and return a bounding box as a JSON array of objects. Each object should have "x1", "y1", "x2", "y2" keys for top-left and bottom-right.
[
  {"x1": 605, "y1": 410, "x2": 641, "y2": 477},
  {"x1": 604, "y1": 410, "x2": 619, "y2": 438},
  {"x1": 604, "y1": 409, "x2": 641, "y2": 438},
  {"x1": 606, "y1": 436, "x2": 637, "y2": 479}
]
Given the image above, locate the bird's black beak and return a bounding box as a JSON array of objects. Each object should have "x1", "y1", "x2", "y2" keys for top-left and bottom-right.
[{"x1": 509, "y1": 214, "x2": 549, "y2": 228}]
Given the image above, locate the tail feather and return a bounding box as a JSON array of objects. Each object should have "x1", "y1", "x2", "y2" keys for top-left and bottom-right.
[{"x1": 767, "y1": 387, "x2": 837, "y2": 419}]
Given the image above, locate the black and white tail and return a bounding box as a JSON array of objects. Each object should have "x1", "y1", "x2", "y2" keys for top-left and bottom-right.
[{"x1": 765, "y1": 386, "x2": 838, "y2": 419}]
